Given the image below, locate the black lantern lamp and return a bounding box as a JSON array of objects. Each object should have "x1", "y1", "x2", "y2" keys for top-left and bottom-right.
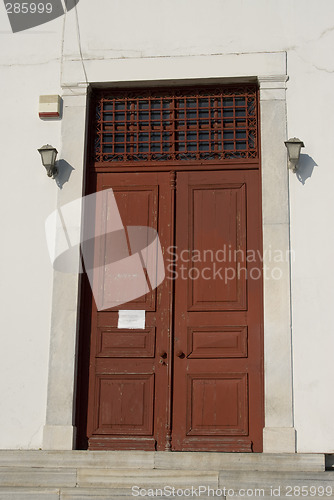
[
  {"x1": 38, "y1": 144, "x2": 58, "y2": 178},
  {"x1": 284, "y1": 138, "x2": 304, "y2": 173}
]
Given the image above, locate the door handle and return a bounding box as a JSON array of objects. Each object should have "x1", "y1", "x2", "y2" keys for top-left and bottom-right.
[
  {"x1": 159, "y1": 352, "x2": 167, "y2": 365},
  {"x1": 176, "y1": 351, "x2": 186, "y2": 359}
]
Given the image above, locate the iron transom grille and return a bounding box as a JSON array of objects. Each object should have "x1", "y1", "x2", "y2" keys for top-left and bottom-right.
[{"x1": 93, "y1": 86, "x2": 258, "y2": 163}]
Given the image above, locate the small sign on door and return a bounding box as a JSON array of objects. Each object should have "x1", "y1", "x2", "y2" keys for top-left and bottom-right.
[{"x1": 118, "y1": 310, "x2": 145, "y2": 329}]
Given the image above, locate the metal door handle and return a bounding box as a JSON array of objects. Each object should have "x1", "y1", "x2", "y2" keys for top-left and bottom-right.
[
  {"x1": 159, "y1": 352, "x2": 167, "y2": 365},
  {"x1": 176, "y1": 351, "x2": 186, "y2": 359}
]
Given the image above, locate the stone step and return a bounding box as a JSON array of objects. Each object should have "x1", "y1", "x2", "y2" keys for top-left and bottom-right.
[
  {"x1": 0, "y1": 467, "x2": 333, "y2": 490},
  {"x1": 0, "y1": 450, "x2": 154, "y2": 470},
  {"x1": 219, "y1": 470, "x2": 334, "y2": 496},
  {"x1": 0, "y1": 467, "x2": 77, "y2": 488},
  {"x1": 0, "y1": 451, "x2": 329, "y2": 499},
  {"x1": 0, "y1": 490, "x2": 60, "y2": 500},
  {"x1": 0, "y1": 450, "x2": 325, "y2": 472},
  {"x1": 0, "y1": 489, "x2": 220, "y2": 500},
  {"x1": 0, "y1": 467, "x2": 219, "y2": 489},
  {"x1": 154, "y1": 451, "x2": 325, "y2": 472},
  {"x1": 0, "y1": 487, "x2": 334, "y2": 500},
  {"x1": 219, "y1": 469, "x2": 334, "y2": 483},
  {"x1": 77, "y1": 468, "x2": 218, "y2": 489}
]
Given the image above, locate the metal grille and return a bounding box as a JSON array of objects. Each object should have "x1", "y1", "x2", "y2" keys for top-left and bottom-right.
[{"x1": 93, "y1": 86, "x2": 258, "y2": 163}]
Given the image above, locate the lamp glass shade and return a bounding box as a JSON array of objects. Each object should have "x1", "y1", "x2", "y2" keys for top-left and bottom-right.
[
  {"x1": 287, "y1": 142, "x2": 302, "y2": 161},
  {"x1": 284, "y1": 138, "x2": 304, "y2": 162},
  {"x1": 38, "y1": 145, "x2": 58, "y2": 168}
]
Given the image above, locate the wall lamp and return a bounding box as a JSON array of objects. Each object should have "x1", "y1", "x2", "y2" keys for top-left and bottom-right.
[
  {"x1": 38, "y1": 144, "x2": 58, "y2": 178},
  {"x1": 284, "y1": 137, "x2": 304, "y2": 172}
]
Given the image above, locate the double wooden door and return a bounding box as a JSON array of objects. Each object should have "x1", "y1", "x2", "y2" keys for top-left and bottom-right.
[{"x1": 85, "y1": 168, "x2": 263, "y2": 451}]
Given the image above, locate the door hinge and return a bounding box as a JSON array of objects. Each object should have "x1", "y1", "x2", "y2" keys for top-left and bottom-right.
[{"x1": 170, "y1": 171, "x2": 176, "y2": 190}]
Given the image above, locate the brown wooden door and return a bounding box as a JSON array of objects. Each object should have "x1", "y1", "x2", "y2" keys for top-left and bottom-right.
[
  {"x1": 172, "y1": 170, "x2": 263, "y2": 452},
  {"x1": 85, "y1": 168, "x2": 263, "y2": 451},
  {"x1": 86, "y1": 171, "x2": 173, "y2": 450}
]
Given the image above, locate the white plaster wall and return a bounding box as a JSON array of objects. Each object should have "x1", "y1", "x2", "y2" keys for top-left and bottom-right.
[
  {"x1": 0, "y1": 0, "x2": 334, "y2": 451},
  {"x1": 0, "y1": 13, "x2": 63, "y2": 448},
  {"x1": 287, "y1": 49, "x2": 334, "y2": 452}
]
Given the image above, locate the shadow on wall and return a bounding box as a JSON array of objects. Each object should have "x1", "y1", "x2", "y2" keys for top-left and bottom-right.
[
  {"x1": 56, "y1": 160, "x2": 75, "y2": 189},
  {"x1": 296, "y1": 154, "x2": 318, "y2": 185}
]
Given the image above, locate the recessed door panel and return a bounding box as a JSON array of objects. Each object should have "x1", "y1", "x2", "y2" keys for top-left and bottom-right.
[
  {"x1": 189, "y1": 183, "x2": 247, "y2": 310},
  {"x1": 187, "y1": 373, "x2": 248, "y2": 435},
  {"x1": 95, "y1": 374, "x2": 155, "y2": 435},
  {"x1": 187, "y1": 326, "x2": 248, "y2": 359}
]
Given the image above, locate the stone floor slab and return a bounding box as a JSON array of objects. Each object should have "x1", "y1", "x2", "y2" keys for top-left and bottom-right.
[
  {"x1": 0, "y1": 488, "x2": 60, "y2": 499},
  {"x1": 219, "y1": 470, "x2": 334, "y2": 495},
  {"x1": 77, "y1": 468, "x2": 218, "y2": 489},
  {"x1": 0, "y1": 451, "x2": 155, "y2": 470},
  {"x1": 0, "y1": 468, "x2": 76, "y2": 488},
  {"x1": 154, "y1": 452, "x2": 325, "y2": 472}
]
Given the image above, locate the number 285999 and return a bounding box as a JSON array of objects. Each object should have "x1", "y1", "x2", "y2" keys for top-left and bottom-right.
[{"x1": 6, "y1": 3, "x2": 53, "y2": 14}]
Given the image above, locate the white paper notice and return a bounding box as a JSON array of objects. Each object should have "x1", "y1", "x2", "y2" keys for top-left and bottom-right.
[{"x1": 118, "y1": 310, "x2": 145, "y2": 329}]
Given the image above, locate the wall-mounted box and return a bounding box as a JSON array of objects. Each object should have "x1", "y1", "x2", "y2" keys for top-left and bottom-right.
[{"x1": 39, "y1": 95, "x2": 61, "y2": 118}]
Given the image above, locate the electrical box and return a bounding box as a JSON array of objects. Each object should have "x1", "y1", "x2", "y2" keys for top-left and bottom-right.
[{"x1": 39, "y1": 95, "x2": 61, "y2": 118}]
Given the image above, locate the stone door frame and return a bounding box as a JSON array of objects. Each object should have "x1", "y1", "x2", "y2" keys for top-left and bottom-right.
[{"x1": 43, "y1": 51, "x2": 295, "y2": 453}]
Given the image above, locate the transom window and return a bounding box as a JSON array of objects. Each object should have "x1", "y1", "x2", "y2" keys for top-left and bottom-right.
[{"x1": 93, "y1": 86, "x2": 258, "y2": 163}]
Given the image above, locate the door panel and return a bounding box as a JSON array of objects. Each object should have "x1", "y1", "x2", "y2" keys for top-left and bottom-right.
[
  {"x1": 85, "y1": 169, "x2": 263, "y2": 452},
  {"x1": 95, "y1": 373, "x2": 155, "y2": 435},
  {"x1": 188, "y1": 182, "x2": 247, "y2": 311},
  {"x1": 86, "y1": 172, "x2": 172, "y2": 450},
  {"x1": 187, "y1": 326, "x2": 248, "y2": 359},
  {"x1": 187, "y1": 373, "x2": 248, "y2": 435},
  {"x1": 172, "y1": 170, "x2": 263, "y2": 452}
]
